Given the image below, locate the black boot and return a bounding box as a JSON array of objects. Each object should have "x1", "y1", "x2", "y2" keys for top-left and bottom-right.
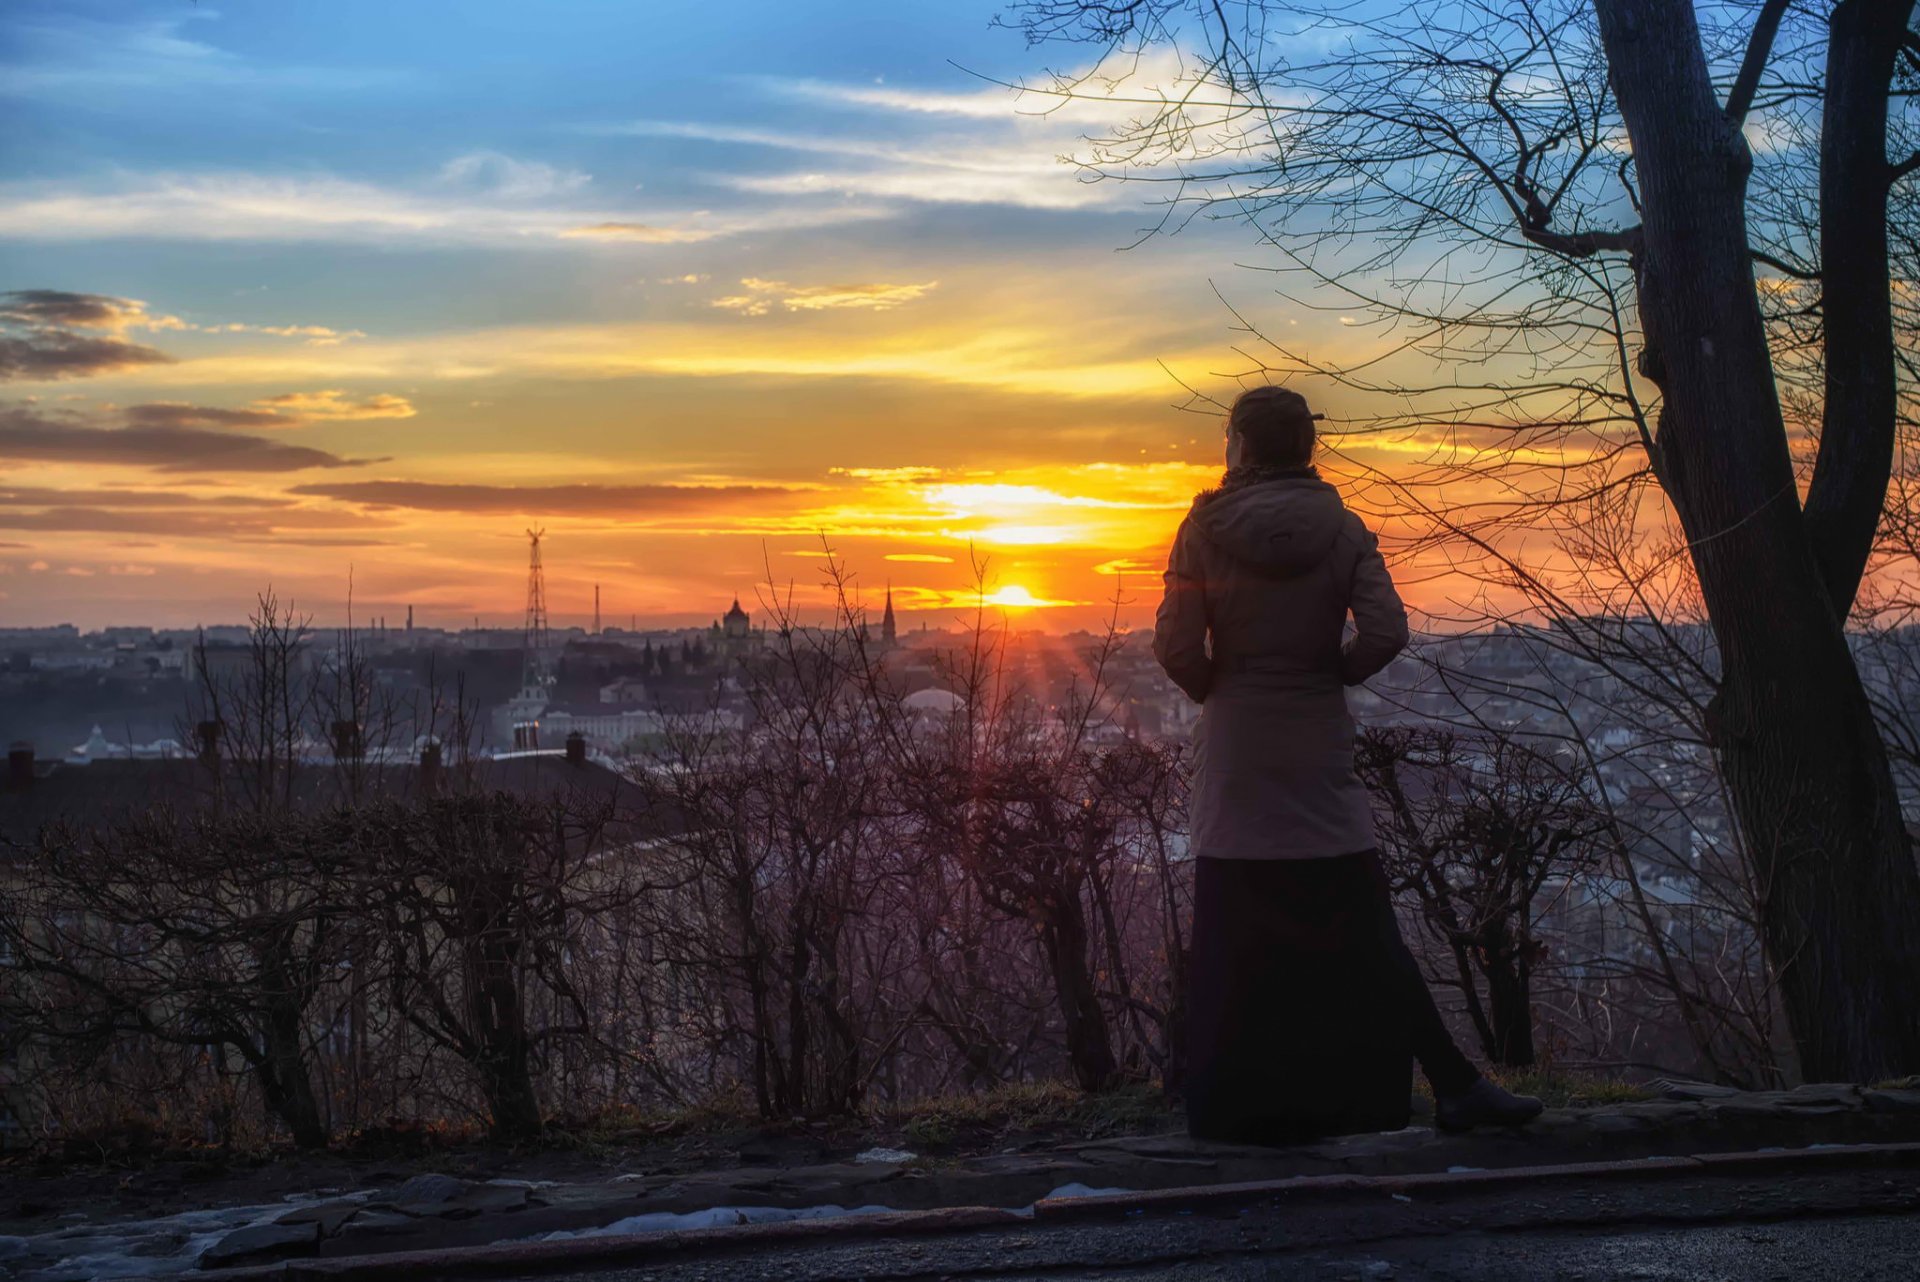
[{"x1": 1434, "y1": 1077, "x2": 1544, "y2": 1131}]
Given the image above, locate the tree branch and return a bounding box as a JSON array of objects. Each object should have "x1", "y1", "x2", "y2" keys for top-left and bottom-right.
[
  {"x1": 1750, "y1": 248, "x2": 1820, "y2": 280},
  {"x1": 1725, "y1": 0, "x2": 1793, "y2": 124},
  {"x1": 1521, "y1": 222, "x2": 1643, "y2": 258}
]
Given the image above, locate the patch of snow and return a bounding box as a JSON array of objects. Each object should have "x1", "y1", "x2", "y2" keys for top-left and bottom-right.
[
  {"x1": 854, "y1": 1146, "x2": 916, "y2": 1165},
  {"x1": 1042, "y1": 1183, "x2": 1134, "y2": 1200},
  {"x1": 1445, "y1": 1165, "x2": 1485, "y2": 1173},
  {"x1": 8, "y1": 1193, "x2": 342, "y2": 1282},
  {"x1": 538, "y1": 1202, "x2": 895, "y2": 1240}
]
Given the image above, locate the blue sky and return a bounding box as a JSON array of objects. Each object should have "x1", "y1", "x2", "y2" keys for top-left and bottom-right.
[{"x1": 0, "y1": 0, "x2": 1332, "y2": 628}]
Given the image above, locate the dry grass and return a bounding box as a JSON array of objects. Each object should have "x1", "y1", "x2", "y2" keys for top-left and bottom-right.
[{"x1": 883, "y1": 1081, "x2": 1178, "y2": 1152}]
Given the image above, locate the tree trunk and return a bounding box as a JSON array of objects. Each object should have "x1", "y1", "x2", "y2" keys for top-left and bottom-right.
[
  {"x1": 478, "y1": 1053, "x2": 544, "y2": 1142},
  {"x1": 1802, "y1": 0, "x2": 1917, "y2": 611},
  {"x1": 1477, "y1": 923, "x2": 1535, "y2": 1068},
  {"x1": 1041, "y1": 893, "x2": 1119, "y2": 1091},
  {"x1": 255, "y1": 1015, "x2": 328, "y2": 1150},
  {"x1": 468, "y1": 939, "x2": 542, "y2": 1141},
  {"x1": 1596, "y1": 0, "x2": 1920, "y2": 1081},
  {"x1": 255, "y1": 957, "x2": 328, "y2": 1149}
]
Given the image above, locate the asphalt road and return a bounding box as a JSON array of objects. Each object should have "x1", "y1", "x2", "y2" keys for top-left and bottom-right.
[{"x1": 510, "y1": 1158, "x2": 1920, "y2": 1282}]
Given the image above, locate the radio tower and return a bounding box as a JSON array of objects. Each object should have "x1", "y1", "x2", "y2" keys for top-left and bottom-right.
[
  {"x1": 593, "y1": 583, "x2": 601, "y2": 636},
  {"x1": 522, "y1": 528, "x2": 551, "y2": 688}
]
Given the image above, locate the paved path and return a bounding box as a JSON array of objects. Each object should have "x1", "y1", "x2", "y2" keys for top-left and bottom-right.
[
  {"x1": 178, "y1": 1079, "x2": 1920, "y2": 1270},
  {"x1": 520, "y1": 1154, "x2": 1920, "y2": 1281},
  {"x1": 14, "y1": 1081, "x2": 1920, "y2": 1277}
]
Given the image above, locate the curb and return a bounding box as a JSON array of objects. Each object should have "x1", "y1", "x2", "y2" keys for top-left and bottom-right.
[
  {"x1": 198, "y1": 1206, "x2": 1028, "y2": 1280},
  {"x1": 1029, "y1": 1139, "x2": 1920, "y2": 1220},
  {"x1": 199, "y1": 1140, "x2": 1920, "y2": 1280}
]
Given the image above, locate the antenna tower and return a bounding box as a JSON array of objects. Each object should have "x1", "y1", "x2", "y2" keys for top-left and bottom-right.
[
  {"x1": 523, "y1": 527, "x2": 551, "y2": 686},
  {"x1": 593, "y1": 583, "x2": 601, "y2": 635}
]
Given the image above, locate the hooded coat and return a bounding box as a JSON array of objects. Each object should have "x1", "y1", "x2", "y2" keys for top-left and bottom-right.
[{"x1": 1153, "y1": 473, "x2": 1408, "y2": 859}]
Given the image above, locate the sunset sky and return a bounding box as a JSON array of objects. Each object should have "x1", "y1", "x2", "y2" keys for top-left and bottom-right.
[{"x1": 0, "y1": 0, "x2": 1407, "y2": 631}]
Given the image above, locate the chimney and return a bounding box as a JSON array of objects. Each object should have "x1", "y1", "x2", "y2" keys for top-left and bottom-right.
[
  {"x1": 7, "y1": 742, "x2": 33, "y2": 791},
  {"x1": 564, "y1": 731, "x2": 587, "y2": 766},
  {"x1": 330, "y1": 719, "x2": 365, "y2": 761},
  {"x1": 195, "y1": 719, "x2": 222, "y2": 766},
  {"x1": 418, "y1": 740, "x2": 442, "y2": 792}
]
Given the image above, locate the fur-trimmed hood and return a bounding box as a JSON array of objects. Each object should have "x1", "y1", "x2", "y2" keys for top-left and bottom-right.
[{"x1": 1189, "y1": 474, "x2": 1349, "y2": 578}]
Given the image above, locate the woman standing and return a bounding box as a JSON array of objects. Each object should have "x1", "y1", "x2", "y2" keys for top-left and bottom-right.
[{"x1": 1155, "y1": 385, "x2": 1542, "y2": 1143}]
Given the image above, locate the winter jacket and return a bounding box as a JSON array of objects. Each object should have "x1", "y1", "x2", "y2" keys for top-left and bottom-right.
[{"x1": 1153, "y1": 473, "x2": 1409, "y2": 859}]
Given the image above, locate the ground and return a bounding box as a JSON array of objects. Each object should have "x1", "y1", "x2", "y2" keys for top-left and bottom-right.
[
  {"x1": 525, "y1": 1160, "x2": 1920, "y2": 1281},
  {"x1": 3, "y1": 1078, "x2": 1919, "y2": 1279}
]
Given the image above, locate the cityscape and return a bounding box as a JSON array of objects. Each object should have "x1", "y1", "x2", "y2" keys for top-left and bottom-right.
[{"x1": 4, "y1": 0, "x2": 1919, "y2": 1274}]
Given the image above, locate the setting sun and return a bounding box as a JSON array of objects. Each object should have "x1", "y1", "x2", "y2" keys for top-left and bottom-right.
[{"x1": 979, "y1": 584, "x2": 1050, "y2": 609}]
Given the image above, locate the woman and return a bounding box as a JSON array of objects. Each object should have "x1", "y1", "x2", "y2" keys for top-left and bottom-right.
[{"x1": 1155, "y1": 385, "x2": 1541, "y2": 1143}]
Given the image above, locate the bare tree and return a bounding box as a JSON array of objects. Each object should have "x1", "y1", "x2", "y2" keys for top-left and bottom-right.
[
  {"x1": 188, "y1": 589, "x2": 315, "y2": 816},
  {"x1": 0, "y1": 808, "x2": 353, "y2": 1148},
  {"x1": 358, "y1": 790, "x2": 623, "y2": 1141},
  {"x1": 1008, "y1": 0, "x2": 1920, "y2": 1079},
  {"x1": 1359, "y1": 726, "x2": 1604, "y2": 1066}
]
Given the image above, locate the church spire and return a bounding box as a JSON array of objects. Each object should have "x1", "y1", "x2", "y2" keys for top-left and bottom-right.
[{"x1": 881, "y1": 584, "x2": 897, "y2": 646}]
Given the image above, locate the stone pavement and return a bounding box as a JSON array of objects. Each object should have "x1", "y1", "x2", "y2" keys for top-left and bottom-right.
[
  {"x1": 180, "y1": 1079, "x2": 1920, "y2": 1273},
  {"x1": 6, "y1": 1079, "x2": 1919, "y2": 1278}
]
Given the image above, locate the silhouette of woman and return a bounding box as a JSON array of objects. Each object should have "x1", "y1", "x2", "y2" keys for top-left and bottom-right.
[{"x1": 1155, "y1": 386, "x2": 1542, "y2": 1141}]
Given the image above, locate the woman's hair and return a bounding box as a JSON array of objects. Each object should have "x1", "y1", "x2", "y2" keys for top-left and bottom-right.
[{"x1": 1228, "y1": 386, "x2": 1323, "y2": 467}]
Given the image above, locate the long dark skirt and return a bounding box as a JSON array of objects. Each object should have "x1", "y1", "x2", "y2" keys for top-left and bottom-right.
[{"x1": 1186, "y1": 852, "x2": 1415, "y2": 1144}]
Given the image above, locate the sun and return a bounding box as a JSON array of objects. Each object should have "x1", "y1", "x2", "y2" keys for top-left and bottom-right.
[{"x1": 981, "y1": 584, "x2": 1044, "y2": 609}]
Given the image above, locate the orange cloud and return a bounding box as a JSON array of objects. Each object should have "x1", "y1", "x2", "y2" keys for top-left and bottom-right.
[
  {"x1": 256, "y1": 389, "x2": 416, "y2": 420},
  {"x1": 712, "y1": 277, "x2": 939, "y2": 316},
  {"x1": 562, "y1": 221, "x2": 712, "y2": 243}
]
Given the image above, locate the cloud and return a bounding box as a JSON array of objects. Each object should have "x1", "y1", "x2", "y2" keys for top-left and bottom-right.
[
  {"x1": 0, "y1": 330, "x2": 174, "y2": 382},
  {"x1": 122, "y1": 402, "x2": 294, "y2": 430},
  {"x1": 0, "y1": 403, "x2": 377, "y2": 472},
  {"x1": 832, "y1": 466, "x2": 947, "y2": 482},
  {"x1": 3, "y1": 289, "x2": 370, "y2": 350},
  {"x1": 437, "y1": 151, "x2": 592, "y2": 201},
  {"x1": 102, "y1": 309, "x2": 1196, "y2": 401},
  {"x1": 1, "y1": 9, "x2": 403, "y2": 98},
  {"x1": 213, "y1": 322, "x2": 368, "y2": 345},
  {"x1": 712, "y1": 277, "x2": 938, "y2": 316},
  {"x1": 0, "y1": 169, "x2": 892, "y2": 247},
  {"x1": 0, "y1": 506, "x2": 392, "y2": 542},
  {"x1": 562, "y1": 222, "x2": 712, "y2": 244},
  {"x1": 884, "y1": 553, "x2": 955, "y2": 563},
  {"x1": 287, "y1": 479, "x2": 815, "y2": 517},
  {"x1": 753, "y1": 76, "x2": 1031, "y2": 120},
  {"x1": 0, "y1": 289, "x2": 179, "y2": 382},
  {"x1": 596, "y1": 53, "x2": 1234, "y2": 215},
  {"x1": 116, "y1": 391, "x2": 413, "y2": 429},
  {"x1": 0, "y1": 289, "x2": 182, "y2": 332},
  {"x1": 0, "y1": 485, "x2": 295, "y2": 509},
  {"x1": 721, "y1": 166, "x2": 1101, "y2": 211},
  {"x1": 255, "y1": 389, "x2": 416, "y2": 420},
  {"x1": 604, "y1": 120, "x2": 1112, "y2": 212}
]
